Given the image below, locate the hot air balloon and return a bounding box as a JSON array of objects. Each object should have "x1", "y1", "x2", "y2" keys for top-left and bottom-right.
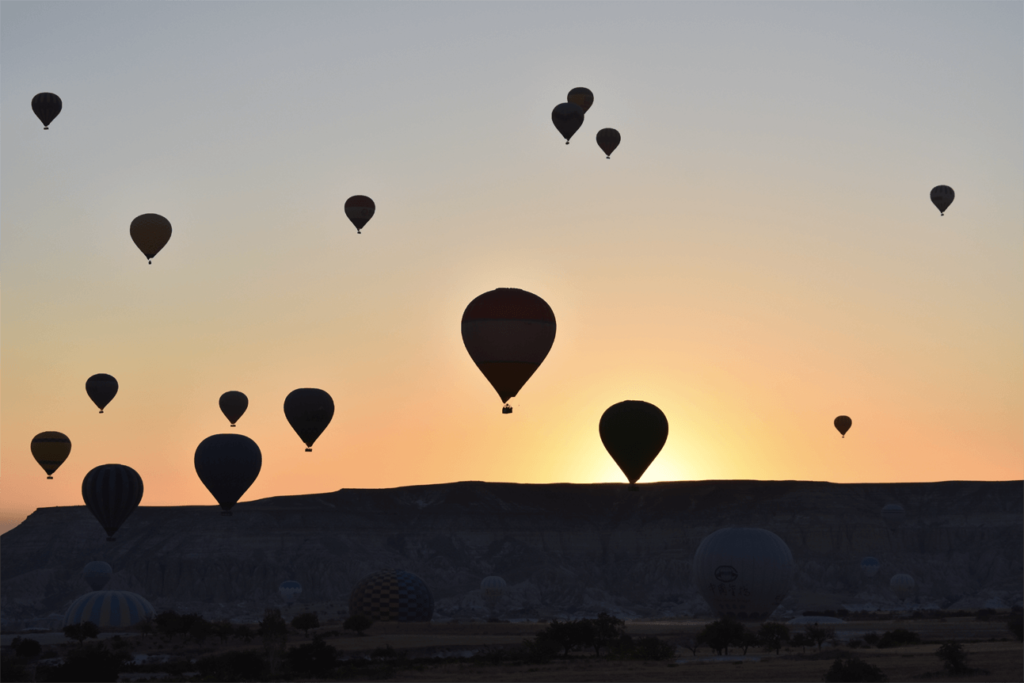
[
  {"x1": 31, "y1": 431, "x2": 71, "y2": 479},
  {"x1": 860, "y1": 557, "x2": 881, "y2": 578},
  {"x1": 349, "y1": 570, "x2": 433, "y2": 622},
  {"x1": 86, "y1": 374, "x2": 118, "y2": 413},
  {"x1": 130, "y1": 214, "x2": 172, "y2": 264},
  {"x1": 930, "y1": 185, "x2": 954, "y2": 216},
  {"x1": 461, "y1": 288, "x2": 556, "y2": 414},
  {"x1": 881, "y1": 503, "x2": 906, "y2": 530},
  {"x1": 32, "y1": 93, "x2": 62, "y2": 129},
  {"x1": 567, "y1": 87, "x2": 594, "y2": 113},
  {"x1": 344, "y1": 195, "x2": 375, "y2": 234},
  {"x1": 194, "y1": 434, "x2": 262, "y2": 515},
  {"x1": 599, "y1": 401, "x2": 668, "y2": 489},
  {"x1": 284, "y1": 388, "x2": 334, "y2": 451},
  {"x1": 83, "y1": 561, "x2": 113, "y2": 591},
  {"x1": 219, "y1": 391, "x2": 248, "y2": 427},
  {"x1": 890, "y1": 573, "x2": 915, "y2": 600},
  {"x1": 692, "y1": 528, "x2": 793, "y2": 621},
  {"x1": 596, "y1": 128, "x2": 620, "y2": 159},
  {"x1": 834, "y1": 415, "x2": 852, "y2": 437},
  {"x1": 551, "y1": 103, "x2": 585, "y2": 144},
  {"x1": 81, "y1": 464, "x2": 143, "y2": 541},
  {"x1": 279, "y1": 580, "x2": 302, "y2": 605},
  {"x1": 64, "y1": 590, "x2": 154, "y2": 628}
]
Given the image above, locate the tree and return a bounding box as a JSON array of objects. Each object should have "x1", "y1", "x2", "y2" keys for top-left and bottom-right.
[
  {"x1": 823, "y1": 655, "x2": 888, "y2": 682},
  {"x1": 536, "y1": 619, "x2": 580, "y2": 657},
  {"x1": 791, "y1": 632, "x2": 811, "y2": 653},
  {"x1": 631, "y1": 635, "x2": 676, "y2": 660},
  {"x1": 63, "y1": 622, "x2": 100, "y2": 644},
  {"x1": 10, "y1": 638, "x2": 41, "y2": 659},
  {"x1": 739, "y1": 629, "x2": 759, "y2": 655},
  {"x1": 588, "y1": 613, "x2": 626, "y2": 657},
  {"x1": 287, "y1": 636, "x2": 337, "y2": 677},
  {"x1": 935, "y1": 640, "x2": 970, "y2": 674},
  {"x1": 153, "y1": 610, "x2": 184, "y2": 638},
  {"x1": 211, "y1": 620, "x2": 234, "y2": 644},
  {"x1": 291, "y1": 612, "x2": 320, "y2": 636},
  {"x1": 758, "y1": 622, "x2": 790, "y2": 655},
  {"x1": 680, "y1": 632, "x2": 703, "y2": 656},
  {"x1": 876, "y1": 628, "x2": 920, "y2": 648},
  {"x1": 259, "y1": 608, "x2": 288, "y2": 649},
  {"x1": 698, "y1": 618, "x2": 746, "y2": 656},
  {"x1": 805, "y1": 623, "x2": 835, "y2": 651},
  {"x1": 343, "y1": 613, "x2": 373, "y2": 636}
]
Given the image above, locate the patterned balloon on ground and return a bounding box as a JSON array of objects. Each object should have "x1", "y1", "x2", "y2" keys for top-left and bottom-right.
[
  {"x1": 461, "y1": 288, "x2": 556, "y2": 414},
  {"x1": 692, "y1": 527, "x2": 793, "y2": 621},
  {"x1": 31, "y1": 431, "x2": 71, "y2": 479},
  {"x1": 86, "y1": 374, "x2": 118, "y2": 413},
  {"x1": 64, "y1": 590, "x2": 154, "y2": 628},
  {"x1": 349, "y1": 570, "x2": 434, "y2": 622},
  {"x1": 279, "y1": 580, "x2": 302, "y2": 605},
  {"x1": 130, "y1": 214, "x2": 172, "y2": 264},
  {"x1": 83, "y1": 561, "x2": 113, "y2": 591},
  {"x1": 81, "y1": 464, "x2": 144, "y2": 541},
  {"x1": 32, "y1": 92, "x2": 62, "y2": 129}
]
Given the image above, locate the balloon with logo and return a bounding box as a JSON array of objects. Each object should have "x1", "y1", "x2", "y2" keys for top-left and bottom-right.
[
  {"x1": 86, "y1": 374, "x2": 118, "y2": 413},
  {"x1": 692, "y1": 527, "x2": 793, "y2": 621},
  {"x1": 284, "y1": 388, "x2": 334, "y2": 451},
  {"x1": 599, "y1": 400, "x2": 668, "y2": 489},
  {"x1": 219, "y1": 391, "x2": 248, "y2": 427},
  {"x1": 31, "y1": 431, "x2": 72, "y2": 479}
]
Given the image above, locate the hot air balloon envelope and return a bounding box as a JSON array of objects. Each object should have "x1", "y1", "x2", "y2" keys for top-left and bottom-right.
[
  {"x1": 279, "y1": 580, "x2": 302, "y2": 604},
  {"x1": 860, "y1": 557, "x2": 881, "y2": 578},
  {"x1": 86, "y1": 374, "x2": 118, "y2": 413},
  {"x1": 596, "y1": 128, "x2": 620, "y2": 158},
  {"x1": 284, "y1": 388, "x2": 335, "y2": 451},
  {"x1": 461, "y1": 288, "x2": 556, "y2": 411},
  {"x1": 567, "y1": 87, "x2": 594, "y2": 113},
  {"x1": 82, "y1": 464, "x2": 144, "y2": 541},
  {"x1": 834, "y1": 415, "x2": 852, "y2": 437},
  {"x1": 64, "y1": 591, "x2": 154, "y2": 628},
  {"x1": 692, "y1": 527, "x2": 793, "y2": 621},
  {"x1": 599, "y1": 401, "x2": 668, "y2": 486},
  {"x1": 194, "y1": 434, "x2": 262, "y2": 513},
  {"x1": 349, "y1": 570, "x2": 433, "y2": 622},
  {"x1": 345, "y1": 195, "x2": 376, "y2": 233},
  {"x1": 83, "y1": 561, "x2": 113, "y2": 591},
  {"x1": 551, "y1": 102, "x2": 585, "y2": 143},
  {"x1": 32, "y1": 93, "x2": 62, "y2": 129},
  {"x1": 219, "y1": 391, "x2": 248, "y2": 426},
  {"x1": 930, "y1": 185, "x2": 954, "y2": 215},
  {"x1": 31, "y1": 431, "x2": 71, "y2": 478},
  {"x1": 130, "y1": 214, "x2": 172, "y2": 263}
]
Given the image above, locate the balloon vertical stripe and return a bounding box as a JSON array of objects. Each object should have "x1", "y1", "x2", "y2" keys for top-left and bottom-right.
[{"x1": 82, "y1": 464, "x2": 144, "y2": 540}]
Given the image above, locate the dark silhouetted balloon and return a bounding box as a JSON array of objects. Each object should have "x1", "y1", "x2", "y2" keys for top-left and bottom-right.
[
  {"x1": 692, "y1": 527, "x2": 793, "y2": 621},
  {"x1": 81, "y1": 464, "x2": 144, "y2": 541},
  {"x1": 930, "y1": 185, "x2": 954, "y2": 216},
  {"x1": 567, "y1": 87, "x2": 594, "y2": 113},
  {"x1": 345, "y1": 195, "x2": 375, "y2": 234},
  {"x1": 599, "y1": 401, "x2": 668, "y2": 488},
  {"x1": 32, "y1": 93, "x2": 62, "y2": 129},
  {"x1": 31, "y1": 431, "x2": 71, "y2": 479},
  {"x1": 461, "y1": 288, "x2": 556, "y2": 413},
  {"x1": 219, "y1": 391, "x2": 248, "y2": 427},
  {"x1": 596, "y1": 128, "x2": 620, "y2": 159},
  {"x1": 83, "y1": 561, "x2": 113, "y2": 591},
  {"x1": 279, "y1": 580, "x2": 302, "y2": 604},
  {"x1": 349, "y1": 570, "x2": 433, "y2": 622},
  {"x1": 194, "y1": 434, "x2": 262, "y2": 514},
  {"x1": 551, "y1": 103, "x2": 585, "y2": 144},
  {"x1": 284, "y1": 388, "x2": 335, "y2": 451},
  {"x1": 130, "y1": 214, "x2": 172, "y2": 264},
  {"x1": 834, "y1": 415, "x2": 852, "y2": 438},
  {"x1": 86, "y1": 374, "x2": 118, "y2": 413}
]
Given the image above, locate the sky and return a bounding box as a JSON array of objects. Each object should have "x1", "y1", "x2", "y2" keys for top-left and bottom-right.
[{"x1": 2, "y1": 1, "x2": 1021, "y2": 535}]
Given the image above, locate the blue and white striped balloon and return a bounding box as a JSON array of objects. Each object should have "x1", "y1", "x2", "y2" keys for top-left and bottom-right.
[{"x1": 64, "y1": 590, "x2": 154, "y2": 628}]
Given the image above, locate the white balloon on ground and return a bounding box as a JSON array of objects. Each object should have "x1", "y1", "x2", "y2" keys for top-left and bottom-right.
[
  {"x1": 890, "y1": 573, "x2": 915, "y2": 600},
  {"x1": 692, "y1": 527, "x2": 793, "y2": 621}
]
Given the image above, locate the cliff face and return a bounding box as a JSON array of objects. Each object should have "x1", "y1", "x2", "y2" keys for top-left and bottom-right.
[{"x1": 2, "y1": 480, "x2": 1021, "y2": 623}]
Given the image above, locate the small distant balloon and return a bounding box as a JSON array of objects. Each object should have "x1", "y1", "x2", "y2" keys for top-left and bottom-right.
[
  {"x1": 32, "y1": 93, "x2": 62, "y2": 129},
  {"x1": 194, "y1": 434, "x2": 262, "y2": 515},
  {"x1": 930, "y1": 185, "x2": 954, "y2": 216},
  {"x1": 83, "y1": 561, "x2": 113, "y2": 591},
  {"x1": 596, "y1": 128, "x2": 620, "y2": 159},
  {"x1": 219, "y1": 391, "x2": 248, "y2": 427},
  {"x1": 599, "y1": 401, "x2": 668, "y2": 489},
  {"x1": 834, "y1": 415, "x2": 852, "y2": 438},
  {"x1": 284, "y1": 388, "x2": 335, "y2": 451},
  {"x1": 81, "y1": 464, "x2": 144, "y2": 541},
  {"x1": 130, "y1": 214, "x2": 172, "y2": 264},
  {"x1": 551, "y1": 103, "x2": 585, "y2": 144},
  {"x1": 566, "y1": 87, "x2": 594, "y2": 113},
  {"x1": 344, "y1": 195, "x2": 376, "y2": 234},
  {"x1": 279, "y1": 580, "x2": 302, "y2": 605},
  {"x1": 31, "y1": 431, "x2": 72, "y2": 479},
  {"x1": 86, "y1": 374, "x2": 118, "y2": 413},
  {"x1": 881, "y1": 503, "x2": 906, "y2": 530},
  {"x1": 860, "y1": 557, "x2": 881, "y2": 578},
  {"x1": 890, "y1": 573, "x2": 915, "y2": 600}
]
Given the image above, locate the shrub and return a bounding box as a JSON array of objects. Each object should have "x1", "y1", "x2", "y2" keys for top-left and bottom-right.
[
  {"x1": 1, "y1": 655, "x2": 29, "y2": 683},
  {"x1": 862, "y1": 632, "x2": 880, "y2": 646},
  {"x1": 63, "y1": 622, "x2": 99, "y2": 643},
  {"x1": 758, "y1": 622, "x2": 790, "y2": 655},
  {"x1": 38, "y1": 643, "x2": 128, "y2": 682},
  {"x1": 935, "y1": 640, "x2": 969, "y2": 674},
  {"x1": 587, "y1": 613, "x2": 626, "y2": 656},
  {"x1": 343, "y1": 613, "x2": 373, "y2": 636},
  {"x1": 291, "y1": 612, "x2": 320, "y2": 636},
  {"x1": 197, "y1": 649, "x2": 268, "y2": 681},
  {"x1": 10, "y1": 637, "x2": 41, "y2": 659},
  {"x1": 259, "y1": 608, "x2": 288, "y2": 644},
  {"x1": 287, "y1": 636, "x2": 337, "y2": 676},
  {"x1": 534, "y1": 619, "x2": 580, "y2": 657},
  {"x1": 822, "y1": 655, "x2": 888, "y2": 682},
  {"x1": 698, "y1": 618, "x2": 747, "y2": 655},
  {"x1": 805, "y1": 624, "x2": 836, "y2": 651},
  {"x1": 631, "y1": 635, "x2": 676, "y2": 660},
  {"x1": 876, "y1": 628, "x2": 920, "y2": 648},
  {"x1": 791, "y1": 632, "x2": 812, "y2": 653}
]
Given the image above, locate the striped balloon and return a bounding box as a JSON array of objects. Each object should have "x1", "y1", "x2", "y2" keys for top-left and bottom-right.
[
  {"x1": 31, "y1": 431, "x2": 72, "y2": 478},
  {"x1": 692, "y1": 527, "x2": 793, "y2": 621},
  {"x1": 64, "y1": 590, "x2": 154, "y2": 629},
  {"x1": 349, "y1": 570, "x2": 433, "y2": 622},
  {"x1": 81, "y1": 464, "x2": 144, "y2": 541}
]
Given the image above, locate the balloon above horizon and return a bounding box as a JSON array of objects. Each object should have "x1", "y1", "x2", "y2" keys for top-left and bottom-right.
[
  {"x1": 461, "y1": 288, "x2": 556, "y2": 413},
  {"x1": 219, "y1": 391, "x2": 248, "y2": 427},
  {"x1": 194, "y1": 433, "x2": 262, "y2": 514},
  {"x1": 81, "y1": 464, "x2": 144, "y2": 541},
  {"x1": 551, "y1": 102, "x2": 585, "y2": 144},
  {"x1": 85, "y1": 374, "x2": 118, "y2": 413},
  {"x1": 31, "y1": 431, "x2": 71, "y2": 479},
  {"x1": 596, "y1": 128, "x2": 620, "y2": 159},
  {"x1": 834, "y1": 415, "x2": 852, "y2": 437},
  {"x1": 284, "y1": 388, "x2": 335, "y2": 451},
  {"x1": 130, "y1": 214, "x2": 172, "y2": 264},
  {"x1": 599, "y1": 400, "x2": 668, "y2": 487},
  {"x1": 930, "y1": 185, "x2": 955, "y2": 216},
  {"x1": 566, "y1": 87, "x2": 594, "y2": 113},
  {"x1": 344, "y1": 195, "x2": 375, "y2": 234},
  {"x1": 31, "y1": 92, "x2": 61, "y2": 129}
]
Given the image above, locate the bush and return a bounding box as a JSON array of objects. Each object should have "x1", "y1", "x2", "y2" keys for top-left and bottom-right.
[
  {"x1": 287, "y1": 636, "x2": 337, "y2": 676},
  {"x1": 534, "y1": 619, "x2": 581, "y2": 657},
  {"x1": 153, "y1": 610, "x2": 184, "y2": 637},
  {"x1": 10, "y1": 637, "x2": 41, "y2": 659},
  {"x1": 822, "y1": 655, "x2": 888, "y2": 682},
  {"x1": 791, "y1": 632, "x2": 812, "y2": 653},
  {"x1": 631, "y1": 635, "x2": 676, "y2": 660},
  {"x1": 587, "y1": 613, "x2": 626, "y2": 656},
  {"x1": 862, "y1": 632, "x2": 880, "y2": 646},
  {"x1": 259, "y1": 608, "x2": 288, "y2": 644},
  {"x1": 758, "y1": 622, "x2": 790, "y2": 655},
  {"x1": 935, "y1": 640, "x2": 969, "y2": 674},
  {"x1": 38, "y1": 643, "x2": 128, "y2": 682},
  {"x1": 197, "y1": 649, "x2": 268, "y2": 681},
  {"x1": 974, "y1": 608, "x2": 996, "y2": 621},
  {"x1": 518, "y1": 635, "x2": 560, "y2": 663},
  {"x1": 291, "y1": 612, "x2": 320, "y2": 636},
  {"x1": 1, "y1": 655, "x2": 29, "y2": 682},
  {"x1": 876, "y1": 628, "x2": 920, "y2": 648},
  {"x1": 343, "y1": 613, "x2": 373, "y2": 636},
  {"x1": 63, "y1": 622, "x2": 99, "y2": 643},
  {"x1": 1008, "y1": 607, "x2": 1023, "y2": 641},
  {"x1": 698, "y1": 618, "x2": 747, "y2": 655}
]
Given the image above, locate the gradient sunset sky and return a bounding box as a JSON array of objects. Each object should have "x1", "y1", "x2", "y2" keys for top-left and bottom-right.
[{"x1": 2, "y1": 2, "x2": 1021, "y2": 534}]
